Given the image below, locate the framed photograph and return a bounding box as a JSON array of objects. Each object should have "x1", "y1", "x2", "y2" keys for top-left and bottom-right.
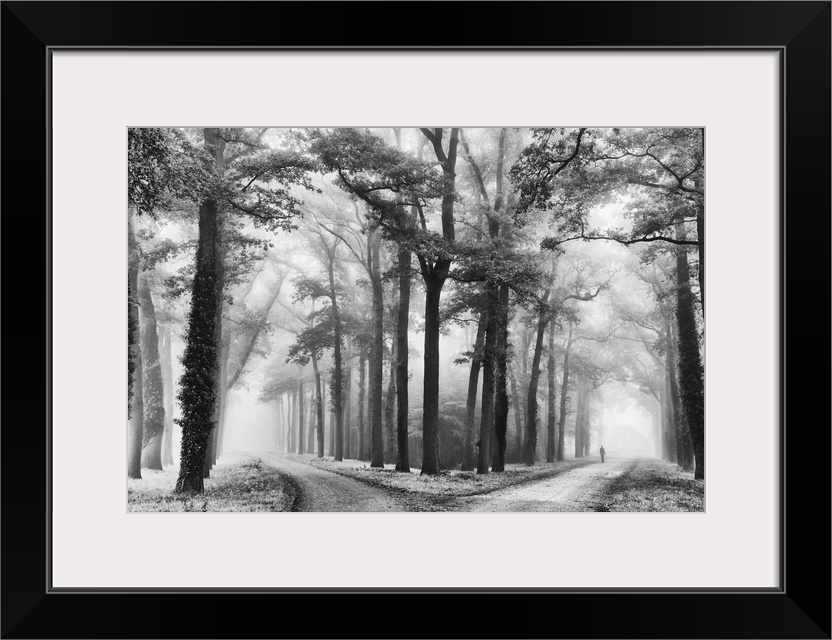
[{"x1": 2, "y1": 1, "x2": 829, "y2": 638}]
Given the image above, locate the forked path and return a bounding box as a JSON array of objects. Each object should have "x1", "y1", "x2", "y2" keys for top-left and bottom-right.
[
  {"x1": 453, "y1": 458, "x2": 635, "y2": 512},
  {"x1": 255, "y1": 451, "x2": 409, "y2": 512}
]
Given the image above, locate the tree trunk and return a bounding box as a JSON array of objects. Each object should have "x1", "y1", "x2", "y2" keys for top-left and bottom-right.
[
  {"x1": 492, "y1": 284, "x2": 510, "y2": 472},
  {"x1": 297, "y1": 379, "x2": 305, "y2": 454},
  {"x1": 274, "y1": 395, "x2": 283, "y2": 451},
  {"x1": 582, "y1": 390, "x2": 592, "y2": 457},
  {"x1": 524, "y1": 292, "x2": 551, "y2": 465},
  {"x1": 421, "y1": 275, "x2": 446, "y2": 475},
  {"x1": 176, "y1": 128, "x2": 225, "y2": 493},
  {"x1": 203, "y1": 217, "x2": 226, "y2": 479},
  {"x1": 651, "y1": 399, "x2": 661, "y2": 458},
  {"x1": 574, "y1": 379, "x2": 587, "y2": 458},
  {"x1": 546, "y1": 324, "x2": 557, "y2": 463},
  {"x1": 370, "y1": 235, "x2": 384, "y2": 468},
  {"x1": 510, "y1": 368, "x2": 524, "y2": 462},
  {"x1": 306, "y1": 387, "x2": 315, "y2": 454},
  {"x1": 696, "y1": 205, "x2": 704, "y2": 315},
  {"x1": 477, "y1": 290, "x2": 498, "y2": 475},
  {"x1": 462, "y1": 312, "x2": 487, "y2": 471},
  {"x1": 667, "y1": 322, "x2": 692, "y2": 470},
  {"x1": 138, "y1": 272, "x2": 165, "y2": 470},
  {"x1": 556, "y1": 324, "x2": 573, "y2": 461},
  {"x1": 127, "y1": 212, "x2": 143, "y2": 479},
  {"x1": 344, "y1": 361, "x2": 352, "y2": 459},
  {"x1": 394, "y1": 129, "x2": 412, "y2": 473},
  {"x1": 418, "y1": 127, "x2": 458, "y2": 476},
  {"x1": 312, "y1": 354, "x2": 324, "y2": 458},
  {"x1": 288, "y1": 391, "x2": 295, "y2": 453},
  {"x1": 174, "y1": 185, "x2": 222, "y2": 491},
  {"x1": 674, "y1": 220, "x2": 705, "y2": 479},
  {"x1": 329, "y1": 401, "x2": 336, "y2": 457},
  {"x1": 159, "y1": 323, "x2": 175, "y2": 467},
  {"x1": 328, "y1": 261, "x2": 344, "y2": 462},
  {"x1": 358, "y1": 352, "x2": 367, "y2": 461},
  {"x1": 384, "y1": 338, "x2": 397, "y2": 464}
]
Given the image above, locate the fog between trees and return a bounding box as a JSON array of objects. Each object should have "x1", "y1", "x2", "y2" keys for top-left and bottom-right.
[{"x1": 128, "y1": 127, "x2": 704, "y2": 495}]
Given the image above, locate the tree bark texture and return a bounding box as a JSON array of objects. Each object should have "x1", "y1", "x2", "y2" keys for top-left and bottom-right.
[
  {"x1": 138, "y1": 272, "x2": 165, "y2": 470},
  {"x1": 462, "y1": 312, "x2": 487, "y2": 471},
  {"x1": 674, "y1": 221, "x2": 705, "y2": 479},
  {"x1": 556, "y1": 323, "x2": 573, "y2": 461},
  {"x1": 127, "y1": 212, "x2": 143, "y2": 480},
  {"x1": 546, "y1": 324, "x2": 557, "y2": 463},
  {"x1": 524, "y1": 292, "x2": 551, "y2": 465}
]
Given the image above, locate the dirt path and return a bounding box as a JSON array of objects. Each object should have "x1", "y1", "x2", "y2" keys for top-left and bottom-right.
[
  {"x1": 256, "y1": 451, "x2": 410, "y2": 512},
  {"x1": 452, "y1": 457, "x2": 636, "y2": 512}
]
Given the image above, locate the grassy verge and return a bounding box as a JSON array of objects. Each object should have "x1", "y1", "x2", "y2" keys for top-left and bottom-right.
[
  {"x1": 597, "y1": 459, "x2": 704, "y2": 512},
  {"x1": 305, "y1": 455, "x2": 593, "y2": 500},
  {"x1": 127, "y1": 457, "x2": 296, "y2": 512}
]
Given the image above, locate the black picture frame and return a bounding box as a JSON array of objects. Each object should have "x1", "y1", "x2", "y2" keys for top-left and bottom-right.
[{"x1": 2, "y1": 2, "x2": 829, "y2": 638}]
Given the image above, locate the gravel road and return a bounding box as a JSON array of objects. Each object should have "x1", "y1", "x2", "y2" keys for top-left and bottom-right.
[
  {"x1": 248, "y1": 451, "x2": 633, "y2": 512},
  {"x1": 257, "y1": 451, "x2": 410, "y2": 512},
  {"x1": 452, "y1": 457, "x2": 634, "y2": 512}
]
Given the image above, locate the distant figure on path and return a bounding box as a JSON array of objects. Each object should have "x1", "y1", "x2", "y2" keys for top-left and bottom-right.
[{"x1": 600, "y1": 446, "x2": 606, "y2": 463}]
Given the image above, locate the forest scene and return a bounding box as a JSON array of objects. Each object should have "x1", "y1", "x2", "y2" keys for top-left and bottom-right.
[{"x1": 127, "y1": 126, "x2": 704, "y2": 513}]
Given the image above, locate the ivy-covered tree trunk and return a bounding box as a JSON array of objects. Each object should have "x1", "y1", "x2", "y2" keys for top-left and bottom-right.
[
  {"x1": 492, "y1": 284, "x2": 510, "y2": 472},
  {"x1": 369, "y1": 234, "x2": 385, "y2": 468},
  {"x1": 674, "y1": 221, "x2": 705, "y2": 479},
  {"x1": 462, "y1": 312, "x2": 487, "y2": 471},
  {"x1": 174, "y1": 196, "x2": 221, "y2": 494},
  {"x1": 358, "y1": 352, "x2": 367, "y2": 461},
  {"x1": 477, "y1": 288, "x2": 498, "y2": 475},
  {"x1": 127, "y1": 212, "x2": 143, "y2": 480},
  {"x1": 546, "y1": 324, "x2": 557, "y2": 463},
  {"x1": 159, "y1": 323, "x2": 175, "y2": 467},
  {"x1": 138, "y1": 272, "x2": 165, "y2": 470},
  {"x1": 174, "y1": 127, "x2": 225, "y2": 493},
  {"x1": 556, "y1": 323, "x2": 573, "y2": 461},
  {"x1": 524, "y1": 291, "x2": 551, "y2": 465},
  {"x1": 203, "y1": 276, "x2": 225, "y2": 478}
]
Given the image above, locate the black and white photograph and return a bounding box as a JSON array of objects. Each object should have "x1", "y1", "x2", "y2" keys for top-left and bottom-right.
[{"x1": 127, "y1": 126, "x2": 704, "y2": 513}]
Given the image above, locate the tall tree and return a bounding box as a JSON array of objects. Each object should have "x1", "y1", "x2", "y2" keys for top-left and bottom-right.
[
  {"x1": 175, "y1": 128, "x2": 314, "y2": 493},
  {"x1": 127, "y1": 211, "x2": 143, "y2": 479},
  {"x1": 137, "y1": 272, "x2": 166, "y2": 470},
  {"x1": 546, "y1": 323, "x2": 558, "y2": 462}
]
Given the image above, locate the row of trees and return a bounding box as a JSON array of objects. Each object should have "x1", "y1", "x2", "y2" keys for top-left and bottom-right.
[{"x1": 127, "y1": 127, "x2": 704, "y2": 494}]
